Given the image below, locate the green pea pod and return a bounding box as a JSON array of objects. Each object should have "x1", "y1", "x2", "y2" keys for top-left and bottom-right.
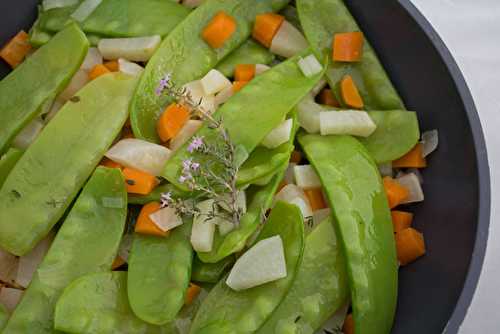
[
  {"x1": 280, "y1": 5, "x2": 302, "y2": 31},
  {"x1": 29, "y1": 9, "x2": 53, "y2": 47},
  {"x1": 197, "y1": 164, "x2": 287, "y2": 263},
  {"x1": 0, "y1": 24, "x2": 88, "y2": 154},
  {"x1": 130, "y1": 0, "x2": 290, "y2": 143},
  {"x1": 163, "y1": 51, "x2": 323, "y2": 189},
  {"x1": 38, "y1": 5, "x2": 79, "y2": 33},
  {"x1": 2, "y1": 167, "x2": 127, "y2": 334},
  {"x1": 258, "y1": 217, "x2": 349, "y2": 333},
  {"x1": 296, "y1": 0, "x2": 405, "y2": 110},
  {"x1": 0, "y1": 304, "x2": 8, "y2": 331},
  {"x1": 0, "y1": 73, "x2": 137, "y2": 256},
  {"x1": 191, "y1": 255, "x2": 235, "y2": 284},
  {"x1": 128, "y1": 221, "x2": 193, "y2": 325},
  {"x1": 190, "y1": 201, "x2": 305, "y2": 334},
  {"x1": 298, "y1": 133, "x2": 398, "y2": 334},
  {"x1": 128, "y1": 183, "x2": 187, "y2": 205},
  {"x1": 0, "y1": 148, "x2": 23, "y2": 189},
  {"x1": 55, "y1": 272, "x2": 172, "y2": 334},
  {"x1": 215, "y1": 40, "x2": 275, "y2": 78}
]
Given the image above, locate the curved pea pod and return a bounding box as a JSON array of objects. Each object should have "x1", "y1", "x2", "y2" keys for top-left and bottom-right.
[
  {"x1": 128, "y1": 220, "x2": 193, "y2": 325},
  {"x1": 38, "y1": 5, "x2": 79, "y2": 33},
  {"x1": 2, "y1": 167, "x2": 127, "y2": 334},
  {"x1": 0, "y1": 73, "x2": 137, "y2": 256},
  {"x1": 215, "y1": 40, "x2": 275, "y2": 78},
  {"x1": 190, "y1": 201, "x2": 305, "y2": 333},
  {"x1": 0, "y1": 148, "x2": 23, "y2": 189},
  {"x1": 191, "y1": 255, "x2": 235, "y2": 284},
  {"x1": 296, "y1": 0, "x2": 405, "y2": 110},
  {"x1": 298, "y1": 133, "x2": 398, "y2": 334},
  {"x1": 55, "y1": 272, "x2": 173, "y2": 334},
  {"x1": 0, "y1": 24, "x2": 88, "y2": 154},
  {"x1": 258, "y1": 217, "x2": 349, "y2": 333},
  {"x1": 0, "y1": 304, "x2": 8, "y2": 331},
  {"x1": 130, "y1": 0, "x2": 290, "y2": 143}
]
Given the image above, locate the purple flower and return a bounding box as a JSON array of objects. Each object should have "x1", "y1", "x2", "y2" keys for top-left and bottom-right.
[
  {"x1": 191, "y1": 162, "x2": 200, "y2": 171},
  {"x1": 155, "y1": 73, "x2": 172, "y2": 96},
  {"x1": 160, "y1": 192, "x2": 172, "y2": 208},
  {"x1": 182, "y1": 159, "x2": 193, "y2": 171},
  {"x1": 179, "y1": 175, "x2": 187, "y2": 183},
  {"x1": 187, "y1": 136, "x2": 204, "y2": 153}
]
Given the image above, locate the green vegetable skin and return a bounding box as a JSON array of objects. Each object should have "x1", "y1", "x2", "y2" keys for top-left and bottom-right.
[
  {"x1": 130, "y1": 0, "x2": 290, "y2": 143},
  {"x1": 190, "y1": 201, "x2": 305, "y2": 334},
  {"x1": 0, "y1": 148, "x2": 23, "y2": 189},
  {"x1": 0, "y1": 24, "x2": 88, "y2": 154},
  {"x1": 55, "y1": 272, "x2": 171, "y2": 334},
  {"x1": 128, "y1": 183, "x2": 187, "y2": 205},
  {"x1": 192, "y1": 255, "x2": 235, "y2": 284},
  {"x1": 215, "y1": 40, "x2": 275, "y2": 78},
  {"x1": 297, "y1": 0, "x2": 405, "y2": 110},
  {"x1": 298, "y1": 133, "x2": 398, "y2": 334},
  {"x1": 258, "y1": 217, "x2": 349, "y2": 333},
  {"x1": 0, "y1": 73, "x2": 137, "y2": 256},
  {"x1": 128, "y1": 221, "x2": 193, "y2": 325},
  {"x1": 0, "y1": 304, "x2": 8, "y2": 331},
  {"x1": 2, "y1": 167, "x2": 127, "y2": 334}
]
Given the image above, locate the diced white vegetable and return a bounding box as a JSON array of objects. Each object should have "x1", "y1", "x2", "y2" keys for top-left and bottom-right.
[
  {"x1": 270, "y1": 21, "x2": 309, "y2": 58},
  {"x1": 289, "y1": 197, "x2": 313, "y2": 220},
  {"x1": 214, "y1": 85, "x2": 234, "y2": 107},
  {"x1": 170, "y1": 120, "x2": 203, "y2": 151},
  {"x1": 397, "y1": 173, "x2": 425, "y2": 204},
  {"x1": 226, "y1": 235, "x2": 286, "y2": 291},
  {"x1": 284, "y1": 163, "x2": 297, "y2": 184},
  {"x1": 44, "y1": 100, "x2": 64, "y2": 123},
  {"x1": 261, "y1": 119, "x2": 293, "y2": 149},
  {"x1": 298, "y1": 54, "x2": 323, "y2": 78},
  {"x1": 81, "y1": 47, "x2": 103, "y2": 72},
  {"x1": 312, "y1": 208, "x2": 331, "y2": 230},
  {"x1": 421, "y1": 129, "x2": 439, "y2": 157},
  {"x1": 43, "y1": 0, "x2": 79, "y2": 11},
  {"x1": 274, "y1": 184, "x2": 312, "y2": 219},
  {"x1": 98, "y1": 36, "x2": 161, "y2": 62},
  {"x1": 16, "y1": 233, "x2": 54, "y2": 288},
  {"x1": 149, "y1": 207, "x2": 183, "y2": 232},
  {"x1": 183, "y1": 80, "x2": 216, "y2": 115},
  {"x1": 255, "y1": 64, "x2": 271, "y2": 75},
  {"x1": 319, "y1": 110, "x2": 377, "y2": 137},
  {"x1": 297, "y1": 96, "x2": 324, "y2": 134},
  {"x1": 12, "y1": 118, "x2": 44, "y2": 150},
  {"x1": 191, "y1": 200, "x2": 217, "y2": 252},
  {"x1": 117, "y1": 234, "x2": 133, "y2": 262},
  {"x1": 218, "y1": 220, "x2": 235, "y2": 236},
  {"x1": 0, "y1": 248, "x2": 18, "y2": 284},
  {"x1": 294, "y1": 165, "x2": 322, "y2": 190},
  {"x1": 0, "y1": 287, "x2": 23, "y2": 312},
  {"x1": 182, "y1": 0, "x2": 204, "y2": 8},
  {"x1": 407, "y1": 168, "x2": 424, "y2": 184},
  {"x1": 378, "y1": 162, "x2": 393, "y2": 177},
  {"x1": 118, "y1": 58, "x2": 144, "y2": 77},
  {"x1": 219, "y1": 191, "x2": 247, "y2": 214},
  {"x1": 201, "y1": 69, "x2": 232, "y2": 96},
  {"x1": 105, "y1": 138, "x2": 171, "y2": 176},
  {"x1": 70, "y1": 0, "x2": 103, "y2": 22},
  {"x1": 58, "y1": 69, "x2": 90, "y2": 101}
]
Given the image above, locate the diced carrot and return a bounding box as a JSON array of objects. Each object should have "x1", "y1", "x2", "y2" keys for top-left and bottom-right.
[
  {"x1": 100, "y1": 158, "x2": 122, "y2": 170},
  {"x1": 304, "y1": 189, "x2": 327, "y2": 211},
  {"x1": 122, "y1": 167, "x2": 159, "y2": 195},
  {"x1": 185, "y1": 283, "x2": 202, "y2": 305},
  {"x1": 104, "y1": 60, "x2": 119, "y2": 72},
  {"x1": 383, "y1": 176, "x2": 409, "y2": 209},
  {"x1": 290, "y1": 150, "x2": 302, "y2": 164},
  {"x1": 0, "y1": 30, "x2": 31, "y2": 68},
  {"x1": 395, "y1": 227, "x2": 426, "y2": 265},
  {"x1": 343, "y1": 313, "x2": 355, "y2": 334},
  {"x1": 391, "y1": 211, "x2": 414, "y2": 233},
  {"x1": 88, "y1": 64, "x2": 111, "y2": 80},
  {"x1": 112, "y1": 256, "x2": 126, "y2": 270},
  {"x1": 157, "y1": 103, "x2": 190, "y2": 142},
  {"x1": 135, "y1": 202, "x2": 168, "y2": 237},
  {"x1": 392, "y1": 143, "x2": 427, "y2": 168},
  {"x1": 235, "y1": 64, "x2": 256, "y2": 81},
  {"x1": 232, "y1": 81, "x2": 248, "y2": 93},
  {"x1": 340, "y1": 75, "x2": 364, "y2": 109},
  {"x1": 318, "y1": 88, "x2": 340, "y2": 107},
  {"x1": 252, "y1": 13, "x2": 285, "y2": 48},
  {"x1": 202, "y1": 11, "x2": 237, "y2": 49},
  {"x1": 332, "y1": 32, "x2": 364, "y2": 62}
]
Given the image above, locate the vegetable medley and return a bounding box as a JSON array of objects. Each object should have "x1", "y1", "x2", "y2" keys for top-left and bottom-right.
[{"x1": 0, "y1": 0, "x2": 439, "y2": 333}]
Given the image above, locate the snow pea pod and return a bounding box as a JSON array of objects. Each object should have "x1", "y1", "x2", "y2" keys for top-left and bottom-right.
[
  {"x1": 0, "y1": 24, "x2": 88, "y2": 154},
  {"x1": 190, "y1": 201, "x2": 305, "y2": 334},
  {"x1": 0, "y1": 73, "x2": 137, "y2": 256},
  {"x1": 0, "y1": 148, "x2": 23, "y2": 189},
  {"x1": 192, "y1": 255, "x2": 235, "y2": 284},
  {"x1": 130, "y1": 0, "x2": 290, "y2": 143},
  {"x1": 0, "y1": 304, "x2": 7, "y2": 331},
  {"x1": 128, "y1": 220, "x2": 193, "y2": 325},
  {"x1": 297, "y1": 0, "x2": 405, "y2": 110},
  {"x1": 298, "y1": 133, "x2": 398, "y2": 334},
  {"x1": 38, "y1": 4, "x2": 79, "y2": 33},
  {"x1": 215, "y1": 40, "x2": 275, "y2": 78},
  {"x1": 2, "y1": 167, "x2": 127, "y2": 334}
]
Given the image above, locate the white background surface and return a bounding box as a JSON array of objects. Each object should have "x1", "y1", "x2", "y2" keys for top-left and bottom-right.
[{"x1": 410, "y1": 1, "x2": 500, "y2": 333}]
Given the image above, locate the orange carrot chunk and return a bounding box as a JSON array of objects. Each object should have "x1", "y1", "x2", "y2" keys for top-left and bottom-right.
[
  {"x1": 135, "y1": 202, "x2": 168, "y2": 237},
  {"x1": 395, "y1": 227, "x2": 426, "y2": 265},
  {"x1": 252, "y1": 13, "x2": 285, "y2": 48},
  {"x1": 383, "y1": 176, "x2": 409, "y2": 209},
  {"x1": 202, "y1": 11, "x2": 237, "y2": 49},
  {"x1": 392, "y1": 143, "x2": 427, "y2": 168},
  {"x1": 343, "y1": 314, "x2": 355, "y2": 334},
  {"x1": 232, "y1": 81, "x2": 248, "y2": 93},
  {"x1": 234, "y1": 64, "x2": 256, "y2": 81},
  {"x1": 185, "y1": 283, "x2": 202, "y2": 305},
  {"x1": 104, "y1": 60, "x2": 119, "y2": 72},
  {"x1": 122, "y1": 167, "x2": 159, "y2": 195},
  {"x1": 391, "y1": 210, "x2": 414, "y2": 233},
  {"x1": 0, "y1": 30, "x2": 31, "y2": 68},
  {"x1": 340, "y1": 75, "x2": 364, "y2": 109},
  {"x1": 157, "y1": 103, "x2": 190, "y2": 142},
  {"x1": 290, "y1": 150, "x2": 302, "y2": 164},
  {"x1": 305, "y1": 189, "x2": 327, "y2": 211},
  {"x1": 332, "y1": 31, "x2": 364, "y2": 62},
  {"x1": 112, "y1": 256, "x2": 126, "y2": 270},
  {"x1": 88, "y1": 64, "x2": 111, "y2": 80},
  {"x1": 100, "y1": 158, "x2": 122, "y2": 170},
  {"x1": 318, "y1": 88, "x2": 340, "y2": 107}
]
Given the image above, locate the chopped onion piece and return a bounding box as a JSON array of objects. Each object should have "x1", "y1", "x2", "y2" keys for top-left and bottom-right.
[
  {"x1": 284, "y1": 163, "x2": 297, "y2": 185},
  {"x1": 397, "y1": 173, "x2": 424, "y2": 204},
  {"x1": 182, "y1": 0, "x2": 204, "y2": 8},
  {"x1": 58, "y1": 69, "x2": 90, "y2": 101},
  {"x1": 170, "y1": 120, "x2": 203, "y2": 151},
  {"x1": 261, "y1": 119, "x2": 293, "y2": 149},
  {"x1": 214, "y1": 85, "x2": 234, "y2": 107},
  {"x1": 149, "y1": 207, "x2": 183, "y2": 232},
  {"x1": 0, "y1": 287, "x2": 23, "y2": 312},
  {"x1": 81, "y1": 47, "x2": 103, "y2": 72},
  {"x1": 378, "y1": 162, "x2": 393, "y2": 177},
  {"x1": 255, "y1": 64, "x2": 271, "y2": 75},
  {"x1": 182, "y1": 80, "x2": 216, "y2": 114},
  {"x1": 201, "y1": 69, "x2": 232, "y2": 96},
  {"x1": 43, "y1": 0, "x2": 79, "y2": 10},
  {"x1": 13, "y1": 118, "x2": 44, "y2": 150},
  {"x1": 298, "y1": 54, "x2": 323, "y2": 78},
  {"x1": 421, "y1": 129, "x2": 439, "y2": 157},
  {"x1": 98, "y1": 36, "x2": 161, "y2": 62},
  {"x1": 16, "y1": 233, "x2": 54, "y2": 288},
  {"x1": 117, "y1": 234, "x2": 133, "y2": 262},
  {"x1": 274, "y1": 184, "x2": 313, "y2": 219},
  {"x1": 70, "y1": 0, "x2": 103, "y2": 22},
  {"x1": 297, "y1": 96, "x2": 324, "y2": 134},
  {"x1": 407, "y1": 168, "x2": 424, "y2": 184},
  {"x1": 191, "y1": 200, "x2": 217, "y2": 252},
  {"x1": 44, "y1": 99, "x2": 65, "y2": 123},
  {"x1": 0, "y1": 248, "x2": 18, "y2": 284},
  {"x1": 218, "y1": 220, "x2": 235, "y2": 236},
  {"x1": 319, "y1": 110, "x2": 376, "y2": 137},
  {"x1": 294, "y1": 165, "x2": 322, "y2": 190},
  {"x1": 105, "y1": 138, "x2": 171, "y2": 176},
  {"x1": 118, "y1": 58, "x2": 144, "y2": 77},
  {"x1": 270, "y1": 21, "x2": 308, "y2": 58}
]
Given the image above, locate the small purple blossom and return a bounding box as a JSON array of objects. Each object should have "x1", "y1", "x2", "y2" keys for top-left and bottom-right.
[
  {"x1": 182, "y1": 159, "x2": 193, "y2": 171},
  {"x1": 187, "y1": 136, "x2": 204, "y2": 153},
  {"x1": 160, "y1": 192, "x2": 172, "y2": 208},
  {"x1": 155, "y1": 73, "x2": 172, "y2": 96},
  {"x1": 191, "y1": 162, "x2": 200, "y2": 171},
  {"x1": 179, "y1": 175, "x2": 187, "y2": 183}
]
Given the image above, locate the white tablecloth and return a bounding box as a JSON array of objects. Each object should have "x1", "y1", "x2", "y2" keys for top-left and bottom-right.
[{"x1": 410, "y1": 1, "x2": 500, "y2": 333}]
